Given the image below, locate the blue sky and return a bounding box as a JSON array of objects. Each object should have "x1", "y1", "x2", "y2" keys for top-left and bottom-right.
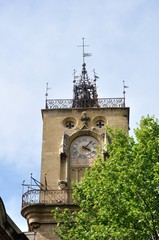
[{"x1": 0, "y1": 0, "x2": 159, "y2": 231}]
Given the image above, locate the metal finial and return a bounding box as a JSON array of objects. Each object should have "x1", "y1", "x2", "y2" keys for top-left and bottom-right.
[
  {"x1": 22, "y1": 180, "x2": 25, "y2": 195},
  {"x1": 72, "y1": 39, "x2": 98, "y2": 108},
  {"x1": 73, "y1": 69, "x2": 79, "y2": 83},
  {"x1": 93, "y1": 69, "x2": 99, "y2": 81},
  {"x1": 123, "y1": 80, "x2": 129, "y2": 106},
  {"x1": 45, "y1": 83, "x2": 51, "y2": 109},
  {"x1": 45, "y1": 83, "x2": 51, "y2": 100}
]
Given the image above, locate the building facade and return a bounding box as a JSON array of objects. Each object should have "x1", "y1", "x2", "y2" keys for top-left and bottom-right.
[
  {"x1": 0, "y1": 198, "x2": 28, "y2": 240},
  {"x1": 21, "y1": 46, "x2": 129, "y2": 240}
]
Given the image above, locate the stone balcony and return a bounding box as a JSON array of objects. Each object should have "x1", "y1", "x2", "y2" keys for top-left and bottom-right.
[{"x1": 22, "y1": 189, "x2": 73, "y2": 208}]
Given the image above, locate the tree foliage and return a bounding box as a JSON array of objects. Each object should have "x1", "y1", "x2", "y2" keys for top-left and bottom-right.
[{"x1": 53, "y1": 116, "x2": 159, "y2": 239}]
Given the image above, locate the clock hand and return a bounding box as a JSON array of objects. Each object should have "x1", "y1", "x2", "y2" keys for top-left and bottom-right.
[
  {"x1": 82, "y1": 146, "x2": 91, "y2": 151},
  {"x1": 84, "y1": 141, "x2": 93, "y2": 148}
]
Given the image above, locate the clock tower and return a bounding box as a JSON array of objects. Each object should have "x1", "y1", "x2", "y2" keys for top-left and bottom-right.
[{"x1": 21, "y1": 41, "x2": 129, "y2": 240}]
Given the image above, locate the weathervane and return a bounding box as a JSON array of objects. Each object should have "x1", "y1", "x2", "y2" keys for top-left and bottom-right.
[{"x1": 78, "y1": 37, "x2": 92, "y2": 64}]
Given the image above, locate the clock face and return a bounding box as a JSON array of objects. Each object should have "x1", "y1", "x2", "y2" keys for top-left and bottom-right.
[{"x1": 71, "y1": 136, "x2": 98, "y2": 160}]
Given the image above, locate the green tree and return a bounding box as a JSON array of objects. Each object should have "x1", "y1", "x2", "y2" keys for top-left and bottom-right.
[{"x1": 53, "y1": 116, "x2": 159, "y2": 239}]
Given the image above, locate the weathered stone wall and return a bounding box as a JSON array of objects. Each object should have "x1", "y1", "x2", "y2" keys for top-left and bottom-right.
[
  {"x1": 40, "y1": 107, "x2": 129, "y2": 188},
  {"x1": 22, "y1": 107, "x2": 129, "y2": 240}
]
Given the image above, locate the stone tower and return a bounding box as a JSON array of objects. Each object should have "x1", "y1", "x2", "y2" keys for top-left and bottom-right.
[{"x1": 21, "y1": 41, "x2": 129, "y2": 240}]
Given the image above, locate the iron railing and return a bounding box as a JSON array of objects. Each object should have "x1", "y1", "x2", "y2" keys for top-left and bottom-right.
[
  {"x1": 46, "y1": 98, "x2": 125, "y2": 109},
  {"x1": 22, "y1": 189, "x2": 73, "y2": 208}
]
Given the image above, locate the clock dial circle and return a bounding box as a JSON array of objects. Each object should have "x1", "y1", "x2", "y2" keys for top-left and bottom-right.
[{"x1": 71, "y1": 136, "x2": 98, "y2": 159}]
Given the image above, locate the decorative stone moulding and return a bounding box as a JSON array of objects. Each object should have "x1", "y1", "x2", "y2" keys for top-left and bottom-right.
[{"x1": 58, "y1": 180, "x2": 67, "y2": 189}]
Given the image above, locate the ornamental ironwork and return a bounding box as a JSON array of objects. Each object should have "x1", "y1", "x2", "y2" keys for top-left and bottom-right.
[
  {"x1": 22, "y1": 189, "x2": 73, "y2": 208},
  {"x1": 46, "y1": 97, "x2": 125, "y2": 109},
  {"x1": 44, "y1": 39, "x2": 128, "y2": 110}
]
